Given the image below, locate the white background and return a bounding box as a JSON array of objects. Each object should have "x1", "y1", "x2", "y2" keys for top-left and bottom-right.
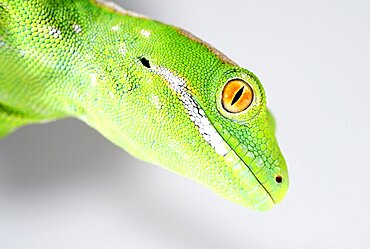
[{"x1": 1, "y1": 0, "x2": 369, "y2": 248}]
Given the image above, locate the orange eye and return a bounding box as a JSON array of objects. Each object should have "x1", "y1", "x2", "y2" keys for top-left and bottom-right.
[{"x1": 221, "y1": 79, "x2": 254, "y2": 113}]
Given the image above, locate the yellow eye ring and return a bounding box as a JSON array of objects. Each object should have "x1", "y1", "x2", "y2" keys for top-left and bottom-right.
[{"x1": 221, "y1": 79, "x2": 254, "y2": 113}]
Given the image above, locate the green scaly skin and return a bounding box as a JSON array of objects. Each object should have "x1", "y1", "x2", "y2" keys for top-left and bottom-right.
[{"x1": 0, "y1": 0, "x2": 289, "y2": 211}]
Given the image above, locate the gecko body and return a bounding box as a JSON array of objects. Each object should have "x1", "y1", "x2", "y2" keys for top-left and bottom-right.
[{"x1": 0, "y1": 0, "x2": 289, "y2": 210}]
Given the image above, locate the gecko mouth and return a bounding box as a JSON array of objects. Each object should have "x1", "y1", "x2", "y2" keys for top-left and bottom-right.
[{"x1": 150, "y1": 66, "x2": 275, "y2": 208}]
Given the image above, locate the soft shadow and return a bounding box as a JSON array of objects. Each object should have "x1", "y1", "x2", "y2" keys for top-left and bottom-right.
[
  {"x1": 0, "y1": 118, "x2": 125, "y2": 193},
  {"x1": 0, "y1": 119, "x2": 255, "y2": 249}
]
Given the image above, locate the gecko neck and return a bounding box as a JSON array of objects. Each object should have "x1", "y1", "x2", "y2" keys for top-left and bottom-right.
[{"x1": 0, "y1": 0, "x2": 145, "y2": 124}]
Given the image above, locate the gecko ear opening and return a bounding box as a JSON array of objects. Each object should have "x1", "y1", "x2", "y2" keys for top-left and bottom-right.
[
  {"x1": 139, "y1": 57, "x2": 151, "y2": 68},
  {"x1": 221, "y1": 79, "x2": 253, "y2": 113}
]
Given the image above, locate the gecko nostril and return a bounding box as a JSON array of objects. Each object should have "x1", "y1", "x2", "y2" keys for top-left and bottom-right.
[
  {"x1": 275, "y1": 175, "x2": 282, "y2": 183},
  {"x1": 139, "y1": 57, "x2": 151, "y2": 68}
]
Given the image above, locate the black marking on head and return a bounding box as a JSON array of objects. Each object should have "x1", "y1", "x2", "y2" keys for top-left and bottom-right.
[{"x1": 140, "y1": 57, "x2": 151, "y2": 68}]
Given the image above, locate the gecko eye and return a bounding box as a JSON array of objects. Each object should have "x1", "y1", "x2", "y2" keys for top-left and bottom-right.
[{"x1": 221, "y1": 79, "x2": 254, "y2": 113}]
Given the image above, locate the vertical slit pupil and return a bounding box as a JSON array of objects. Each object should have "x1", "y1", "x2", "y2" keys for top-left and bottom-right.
[
  {"x1": 231, "y1": 86, "x2": 244, "y2": 105},
  {"x1": 140, "y1": 57, "x2": 151, "y2": 68}
]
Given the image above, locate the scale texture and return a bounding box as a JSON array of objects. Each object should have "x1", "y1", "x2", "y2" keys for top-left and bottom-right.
[{"x1": 0, "y1": 0, "x2": 289, "y2": 210}]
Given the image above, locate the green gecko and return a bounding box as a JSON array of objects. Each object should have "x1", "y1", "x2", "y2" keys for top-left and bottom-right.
[{"x1": 0, "y1": 0, "x2": 289, "y2": 211}]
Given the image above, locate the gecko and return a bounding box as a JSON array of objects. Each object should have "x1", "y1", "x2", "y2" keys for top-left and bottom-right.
[{"x1": 0, "y1": 0, "x2": 289, "y2": 211}]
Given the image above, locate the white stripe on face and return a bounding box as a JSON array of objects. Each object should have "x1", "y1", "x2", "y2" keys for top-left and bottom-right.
[{"x1": 150, "y1": 66, "x2": 229, "y2": 156}]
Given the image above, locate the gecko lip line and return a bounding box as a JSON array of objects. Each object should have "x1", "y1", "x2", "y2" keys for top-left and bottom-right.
[{"x1": 150, "y1": 66, "x2": 275, "y2": 205}]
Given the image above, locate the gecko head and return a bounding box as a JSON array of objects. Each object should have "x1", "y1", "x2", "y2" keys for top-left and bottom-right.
[
  {"x1": 203, "y1": 67, "x2": 290, "y2": 210},
  {"x1": 143, "y1": 62, "x2": 289, "y2": 211},
  {"x1": 92, "y1": 23, "x2": 289, "y2": 210},
  {"x1": 94, "y1": 60, "x2": 289, "y2": 210},
  {"x1": 163, "y1": 29, "x2": 290, "y2": 211}
]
